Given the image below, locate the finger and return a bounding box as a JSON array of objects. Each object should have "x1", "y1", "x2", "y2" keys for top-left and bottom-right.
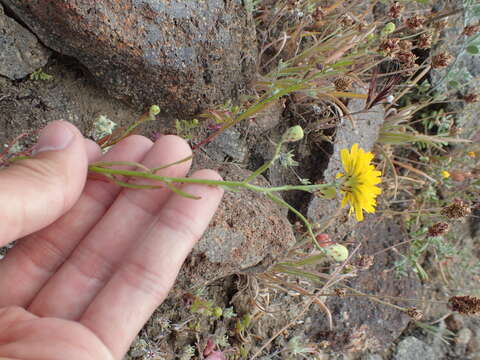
[
  {"x1": 0, "y1": 136, "x2": 153, "y2": 308},
  {"x1": 29, "y1": 136, "x2": 192, "y2": 320},
  {"x1": 84, "y1": 139, "x2": 102, "y2": 163},
  {"x1": 81, "y1": 170, "x2": 223, "y2": 359},
  {"x1": 0, "y1": 121, "x2": 88, "y2": 246},
  {"x1": 0, "y1": 306, "x2": 113, "y2": 360}
]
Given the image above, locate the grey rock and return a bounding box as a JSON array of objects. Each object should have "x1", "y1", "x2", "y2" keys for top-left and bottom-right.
[
  {"x1": 0, "y1": 4, "x2": 50, "y2": 80},
  {"x1": 252, "y1": 100, "x2": 285, "y2": 133},
  {"x1": 1, "y1": 0, "x2": 257, "y2": 117},
  {"x1": 204, "y1": 128, "x2": 248, "y2": 163},
  {"x1": 395, "y1": 337, "x2": 435, "y2": 360},
  {"x1": 455, "y1": 328, "x2": 473, "y2": 357},
  {"x1": 307, "y1": 219, "x2": 420, "y2": 353},
  {"x1": 363, "y1": 355, "x2": 383, "y2": 360}
]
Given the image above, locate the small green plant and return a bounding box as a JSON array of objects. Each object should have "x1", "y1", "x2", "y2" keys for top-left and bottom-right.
[
  {"x1": 175, "y1": 118, "x2": 199, "y2": 140},
  {"x1": 29, "y1": 68, "x2": 53, "y2": 81},
  {"x1": 92, "y1": 115, "x2": 117, "y2": 141},
  {"x1": 179, "y1": 344, "x2": 196, "y2": 360}
]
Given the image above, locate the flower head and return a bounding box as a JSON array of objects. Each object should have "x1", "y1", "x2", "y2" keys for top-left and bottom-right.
[
  {"x1": 441, "y1": 170, "x2": 450, "y2": 179},
  {"x1": 337, "y1": 144, "x2": 382, "y2": 221}
]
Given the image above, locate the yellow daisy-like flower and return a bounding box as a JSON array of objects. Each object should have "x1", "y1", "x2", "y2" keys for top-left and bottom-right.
[
  {"x1": 441, "y1": 170, "x2": 450, "y2": 179},
  {"x1": 337, "y1": 144, "x2": 382, "y2": 221}
]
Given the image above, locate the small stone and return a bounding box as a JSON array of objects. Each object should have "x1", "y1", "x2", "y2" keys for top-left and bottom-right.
[
  {"x1": 364, "y1": 355, "x2": 383, "y2": 360},
  {"x1": 457, "y1": 328, "x2": 473, "y2": 345},
  {"x1": 445, "y1": 314, "x2": 465, "y2": 332},
  {"x1": 0, "y1": 4, "x2": 50, "y2": 80},
  {"x1": 394, "y1": 337, "x2": 435, "y2": 360},
  {"x1": 205, "y1": 128, "x2": 248, "y2": 163}
]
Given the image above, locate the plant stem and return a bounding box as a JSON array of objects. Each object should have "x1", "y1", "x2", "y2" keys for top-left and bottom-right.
[
  {"x1": 244, "y1": 141, "x2": 283, "y2": 183},
  {"x1": 88, "y1": 165, "x2": 332, "y2": 195}
]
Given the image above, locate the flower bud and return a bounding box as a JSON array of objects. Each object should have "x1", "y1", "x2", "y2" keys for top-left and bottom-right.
[
  {"x1": 324, "y1": 244, "x2": 349, "y2": 262},
  {"x1": 282, "y1": 125, "x2": 304, "y2": 143},
  {"x1": 212, "y1": 307, "x2": 223, "y2": 318},
  {"x1": 149, "y1": 105, "x2": 161, "y2": 117},
  {"x1": 381, "y1": 22, "x2": 396, "y2": 36}
]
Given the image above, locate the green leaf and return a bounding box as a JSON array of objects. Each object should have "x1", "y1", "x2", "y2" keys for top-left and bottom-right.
[
  {"x1": 448, "y1": 80, "x2": 460, "y2": 88},
  {"x1": 467, "y1": 45, "x2": 479, "y2": 55}
]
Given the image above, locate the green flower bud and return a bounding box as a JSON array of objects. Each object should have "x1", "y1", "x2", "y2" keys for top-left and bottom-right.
[
  {"x1": 324, "y1": 244, "x2": 349, "y2": 262},
  {"x1": 381, "y1": 22, "x2": 396, "y2": 36},
  {"x1": 212, "y1": 306, "x2": 223, "y2": 318},
  {"x1": 282, "y1": 125, "x2": 304, "y2": 143},
  {"x1": 149, "y1": 105, "x2": 161, "y2": 117}
]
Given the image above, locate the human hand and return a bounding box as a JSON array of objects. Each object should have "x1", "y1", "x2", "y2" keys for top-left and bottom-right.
[{"x1": 0, "y1": 121, "x2": 223, "y2": 360}]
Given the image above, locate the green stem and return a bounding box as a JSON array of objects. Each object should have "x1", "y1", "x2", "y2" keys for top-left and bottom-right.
[
  {"x1": 88, "y1": 164, "x2": 329, "y2": 250},
  {"x1": 265, "y1": 193, "x2": 321, "y2": 250},
  {"x1": 88, "y1": 165, "x2": 331, "y2": 195},
  {"x1": 244, "y1": 141, "x2": 283, "y2": 183}
]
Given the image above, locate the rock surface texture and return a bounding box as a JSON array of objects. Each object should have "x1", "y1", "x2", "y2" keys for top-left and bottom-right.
[
  {"x1": 308, "y1": 219, "x2": 420, "y2": 353},
  {"x1": 0, "y1": 3, "x2": 50, "y2": 79},
  {"x1": 0, "y1": 0, "x2": 256, "y2": 117},
  {"x1": 176, "y1": 157, "x2": 296, "y2": 290}
]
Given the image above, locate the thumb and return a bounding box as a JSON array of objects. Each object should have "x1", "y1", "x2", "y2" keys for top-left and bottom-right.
[{"x1": 0, "y1": 121, "x2": 90, "y2": 246}]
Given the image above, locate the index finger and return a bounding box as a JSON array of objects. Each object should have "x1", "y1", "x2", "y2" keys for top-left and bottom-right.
[{"x1": 80, "y1": 170, "x2": 223, "y2": 359}]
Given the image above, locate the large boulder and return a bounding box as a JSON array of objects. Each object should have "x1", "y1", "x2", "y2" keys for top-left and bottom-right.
[
  {"x1": 1, "y1": 0, "x2": 257, "y2": 117},
  {"x1": 0, "y1": 3, "x2": 50, "y2": 80}
]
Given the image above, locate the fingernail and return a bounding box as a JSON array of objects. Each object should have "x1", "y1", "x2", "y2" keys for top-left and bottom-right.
[{"x1": 34, "y1": 121, "x2": 75, "y2": 154}]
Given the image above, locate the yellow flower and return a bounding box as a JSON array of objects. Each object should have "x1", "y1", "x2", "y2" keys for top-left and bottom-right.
[
  {"x1": 468, "y1": 151, "x2": 476, "y2": 158},
  {"x1": 337, "y1": 144, "x2": 382, "y2": 221},
  {"x1": 441, "y1": 170, "x2": 450, "y2": 179}
]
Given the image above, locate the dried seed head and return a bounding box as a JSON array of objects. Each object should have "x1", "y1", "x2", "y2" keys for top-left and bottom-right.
[
  {"x1": 340, "y1": 14, "x2": 355, "y2": 27},
  {"x1": 334, "y1": 288, "x2": 347, "y2": 297},
  {"x1": 312, "y1": 6, "x2": 324, "y2": 21},
  {"x1": 354, "y1": 255, "x2": 374, "y2": 270},
  {"x1": 395, "y1": 50, "x2": 417, "y2": 65},
  {"x1": 388, "y1": 2, "x2": 404, "y2": 19},
  {"x1": 405, "y1": 16, "x2": 425, "y2": 30},
  {"x1": 406, "y1": 307, "x2": 423, "y2": 321},
  {"x1": 462, "y1": 24, "x2": 480, "y2": 37},
  {"x1": 463, "y1": 93, "x2": 479, "y2": 103},
  {"x1": 417, "y1": 33, "x2": 432, "y2": 49},
  {"x1": 318, "y1": 340, "x2": 330, "y2": 349},
  {"x1": 433, "y1": 19, "x2": 449, "y2": 31},
  {"x1": 427, "y1": 222, "x2": 449, "y2": 237},
  {"x1": 379, "y1": 38, "x2": 400, "y2": 56},
  {"x1": 334, "y1": 76, "x2": 353, "y2": 91},
  {"x1": 286, "y1": 0, "x2": 300, "y2": 10},
  {"x1": 441, "y1": 199, "x2": 471, "y2": 219},
  {"x1": 432, "y1": 52, "x2": 453, "y2": 69},
  {"x1": 399, "y1": 40, "x2": 413, "y2": 51},
  {"x1": 448, "y1": 296, "x2": 480, "y2": 315}
]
